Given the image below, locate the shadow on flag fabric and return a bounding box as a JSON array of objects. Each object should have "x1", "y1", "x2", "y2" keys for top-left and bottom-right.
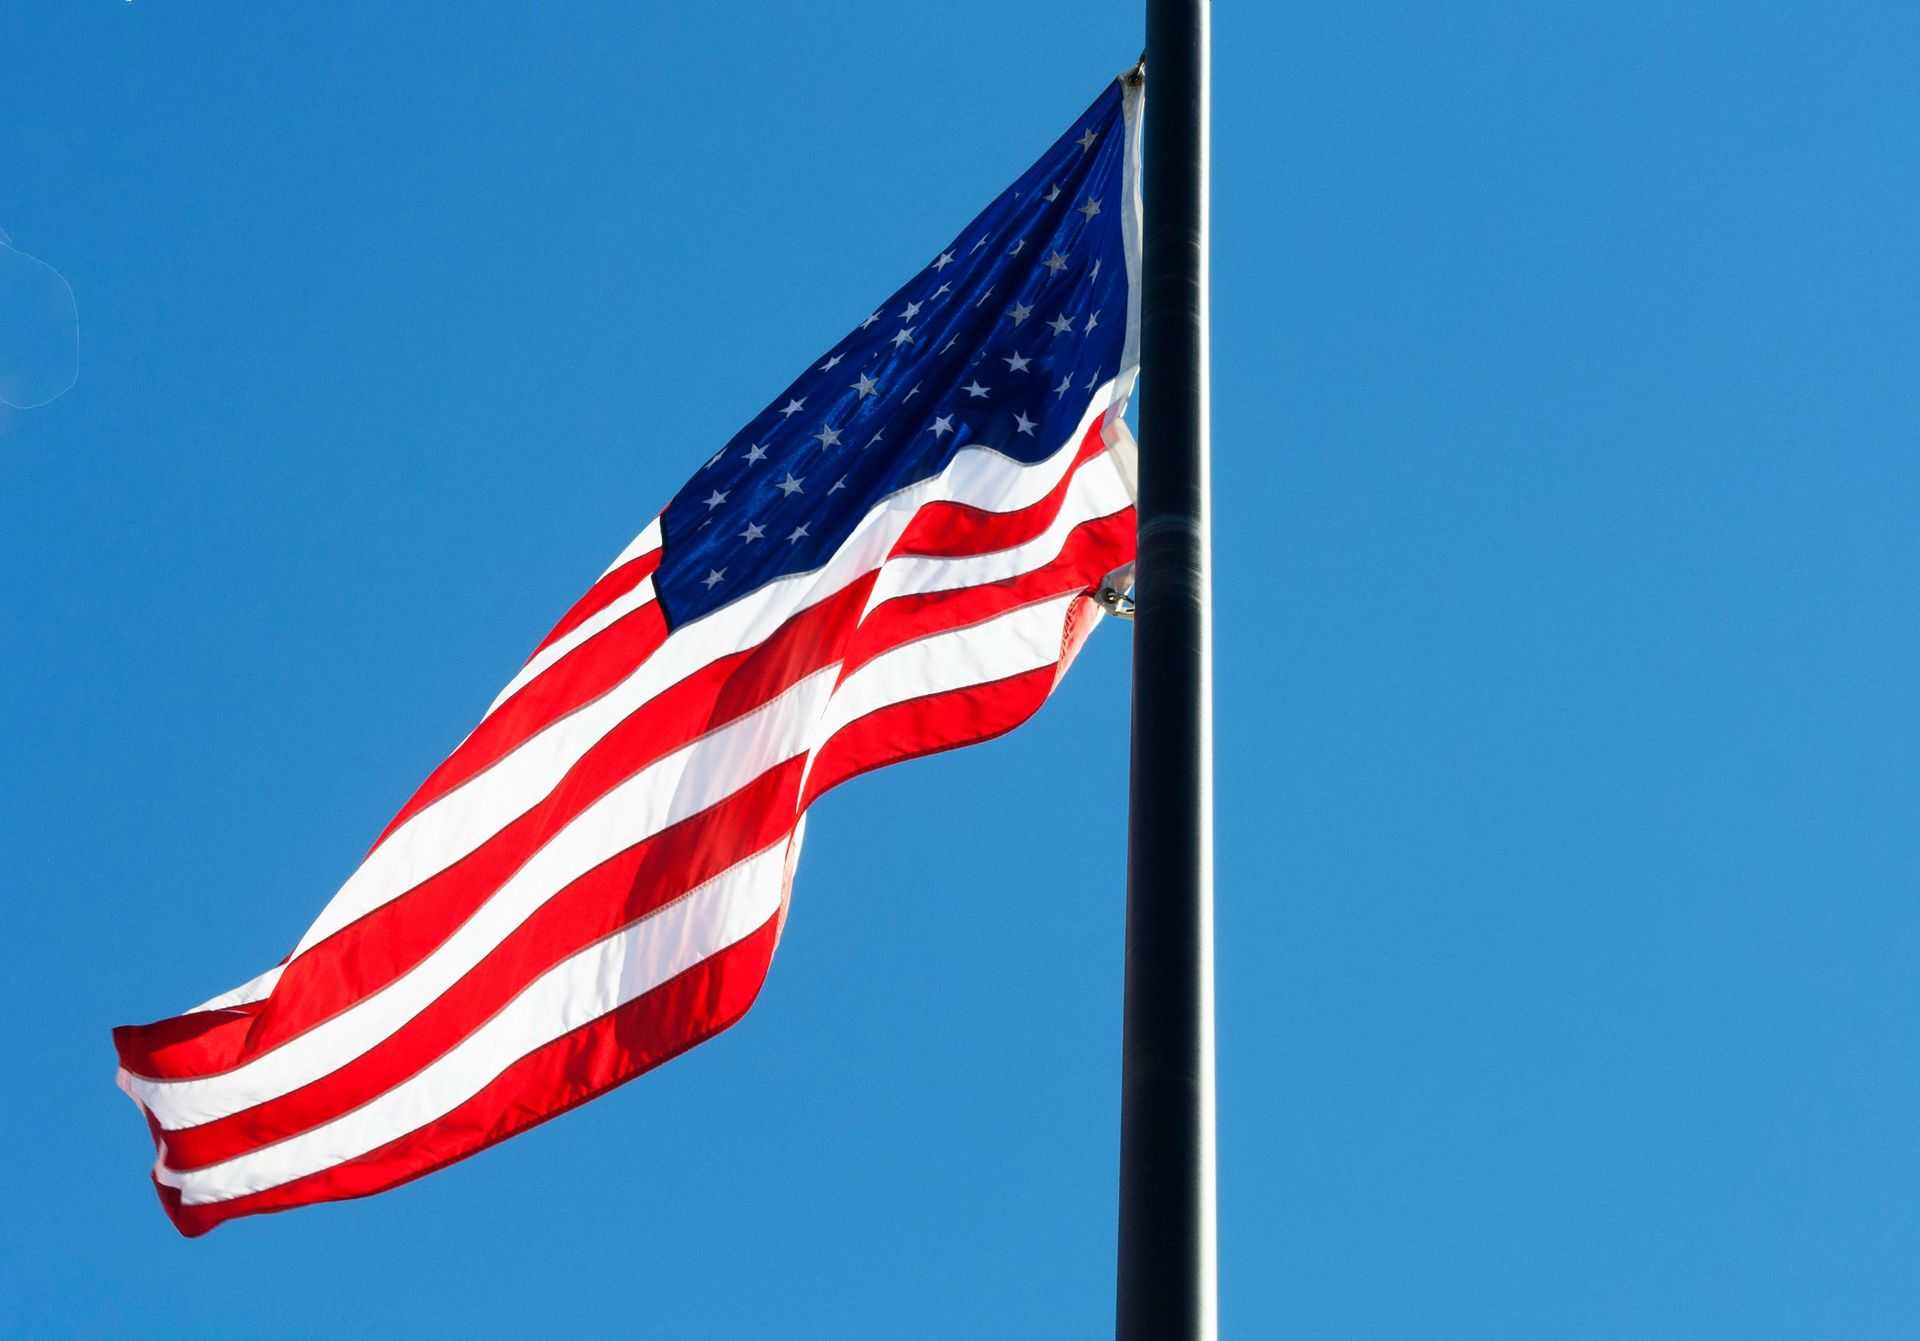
[{"x1": 113, "y1": 72, "x2": 1144, "y2": 1236}]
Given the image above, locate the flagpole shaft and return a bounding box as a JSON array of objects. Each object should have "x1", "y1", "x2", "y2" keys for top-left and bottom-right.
[{"x1": 1118, "y1": 1, "x2": 1215, "y2": 1338}]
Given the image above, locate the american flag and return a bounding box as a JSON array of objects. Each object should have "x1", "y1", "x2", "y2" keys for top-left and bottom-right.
[{"x1": 114, "y1": 74, "x2": 1143, "y2": 1236}]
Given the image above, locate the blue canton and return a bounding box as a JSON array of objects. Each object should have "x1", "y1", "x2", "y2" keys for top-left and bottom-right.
[{"x1": 654, "y1": 83, "x2": 1131, "y2": 627}]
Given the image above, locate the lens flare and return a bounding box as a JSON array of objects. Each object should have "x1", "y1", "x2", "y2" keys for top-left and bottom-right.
[{"x1": 0, "y1": 226, "x2": 79, "y2": 409}]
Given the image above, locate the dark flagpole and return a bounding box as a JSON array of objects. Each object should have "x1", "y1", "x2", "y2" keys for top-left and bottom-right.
[{"x1": 1117, "y1": 1, "x2": 1216, "y2": 1338}]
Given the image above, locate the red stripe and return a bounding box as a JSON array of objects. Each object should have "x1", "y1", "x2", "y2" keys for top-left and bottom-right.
[
  {"x1": 371, "y1": 600, "x2": 670, "y2": 850},
  {"x1": 114, "y1": 1002, "x2": 267, "y2": 1083},
  {"x1": 530, "y1": 546, "x2": 661, "y2": 658},
  {"x1": 163, "y1": 761, "x2": 804, "y2": 1170},
  {"x1": 892, "y1": 413, "x2": 1112, "y2": 559},
  {"x1": 151, "y1": 915, "x2": 781, "y2": 1237},
  {"x1": 805, "y1": 664, "x2": 1062, "y2": 809}
]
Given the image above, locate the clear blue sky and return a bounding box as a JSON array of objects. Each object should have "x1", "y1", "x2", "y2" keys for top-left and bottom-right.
[{"x1": 5, "y1": 3, "x2": 1918, "y2": 1335}]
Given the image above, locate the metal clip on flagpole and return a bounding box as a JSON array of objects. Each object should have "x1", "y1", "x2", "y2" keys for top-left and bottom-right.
[{"x1": 1097, "y1": 560, "x2": 1138, "y2": 620}]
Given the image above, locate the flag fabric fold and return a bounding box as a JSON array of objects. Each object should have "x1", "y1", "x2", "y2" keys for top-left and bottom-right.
[{"x1": 114, "y1": 73, "x2": 1144, "y2": 1236}]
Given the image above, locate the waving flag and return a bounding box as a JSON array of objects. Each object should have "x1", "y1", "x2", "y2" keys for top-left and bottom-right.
[{"x1": 114, "y1": 74, "x2": 1143, "y2": 1236}]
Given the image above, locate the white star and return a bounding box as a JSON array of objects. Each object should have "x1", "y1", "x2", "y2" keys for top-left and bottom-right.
[
  {"x1": 1043, "y1": 250, "x2": 1070, "y2": 275},
  {"x1": 1009, "y1": 301, "x2": 1033, "y2": 325},
  {"x1": 1014, "y1": 411, "x2": 1038, "y2": 435},
  {"x1": 1009, "y1": 238, "x2": 1026, "y2": 256},
  {"x1": 739, "y1": 521, "x2": 766, "y2": 543},
  {"x1": 900, "y1": 300, "x2": 923, "y2": 319},
  {"x1": 705, "y1": 449, "x2": 725, "y2": 469},
  {"x1": 813, "y1": 423, "x2": 843, "y2": 449},
  {"x1": 829, "y1": 477, "x2": 847, "y2": 493},
  {"x1": 776, "y1": 472, "x2": 804, "y2": 496},
  {"x1": 743, "y1": 442, "x2": 769, "y2": 464},
  {"x1": 851, "y1": 372, "x2": 879, "y2": 399},
  {"x1": 779, "y1": 397, "x2": 805, "y2": 417},
  {"x1": 892, "y1": 326, "x2": 916, "y2": 348},
  {"x1": 931, "y1": 415, "x2": 955, "y2": 438},
  {"x1": 1079, "y1": 197, "x2": 1103, "y2": 221},
  {"x1": 932, "y1": 282, "x2": 951, "y2": 298},
  {"x1": 1047, "y1": 314, "x2": 1075, "y2": 336},
  {"x1": 1077, "y1": 129, "x2": 1098, "y2": 152},
  {"x1": 1085, "y1": 371, "x2": 1101, "y2": 390},
  {"x1": 1092, "y1": 259, "x2": 1102, "y2": 281},
  {"x1": 1054, "y1": 375, "x2": 1074, "y2": 398},
  {"x1": 905, "y1": 382, "x2": 923, "y2": 400},
  {"x1": 866, "y1": 430, "x2": 885, "y2": 447},
  {"x1": 858, "y1": 312, "x2": 880, "y2": 329},
  {"x1": 787, "y1": 523, "x2": 810, "y2": 544},
  {"x1": 970, "y1": 236, "x2": 989, "y2": 253},
  {"x1": 975, "y1": 285, "x2": 997, "y2": 308},
  {"x1": 1003, "y1": 351, "x2": 1032, "y2": 373},
  {"x1": 1044, "y1": 184, "x2": 1062, "y2": 203},
  {"x1": 1085, "y1": 310, "x2": 1100, "y2": 333},
  {"x1": 820, "y1": 354, "x2": 844, "y2": 372},
  {"x1": 702, "y1": 489, "x2": 729, "y2": 510},
  {"x1": 932, "y1": 250, "x2": 956, "y2": 271},
  {"x1": 941, "y1": 334, "x2": 959, "y2": 353},
  {"x1": 701, "y1": 569, "x2": 725, "y2": 589},
  {"x1": 964, "y1": 380, "x2": 990, "y2": 399}
]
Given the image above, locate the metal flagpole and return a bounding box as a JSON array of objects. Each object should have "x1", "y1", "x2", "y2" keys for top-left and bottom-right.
[{"x1": 1117, "y1": 0, "x2": 1216, "y2": 1338}]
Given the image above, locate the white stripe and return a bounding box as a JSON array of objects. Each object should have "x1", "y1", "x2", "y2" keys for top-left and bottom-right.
[
  {"x1": 189, "y1": 963, "x2": 286, "y2": 1015},
  {"x1": 1116, "y1": 72, "x2": 1145, "y2": 438},
  {"x1": 597, "y1": 517, "x2": 662, "y2": 581},
  {"x1": 129, "y1": 668, "x2": 837, "y2": 1129},
  {"x1": 812, "y1": 589, "x2": 1084, "y2": 751},
  {"x1": 281, "y1": 389, "x2": 1117, "y2": 963},
  {"x1": 487, "y1": 577, "x2": 658, "y2": 718},
  {"x1": 865, "y1": 453, "x2": 1130, "y2": 610},
  {"x1": 158, "y1": 843, "x2": 788, "y2": 1204}
]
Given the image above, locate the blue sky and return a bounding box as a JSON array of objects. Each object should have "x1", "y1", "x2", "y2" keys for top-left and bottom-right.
[{"x1": 4, "y1": 2, "x2": 1918, "y2": 1335}]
